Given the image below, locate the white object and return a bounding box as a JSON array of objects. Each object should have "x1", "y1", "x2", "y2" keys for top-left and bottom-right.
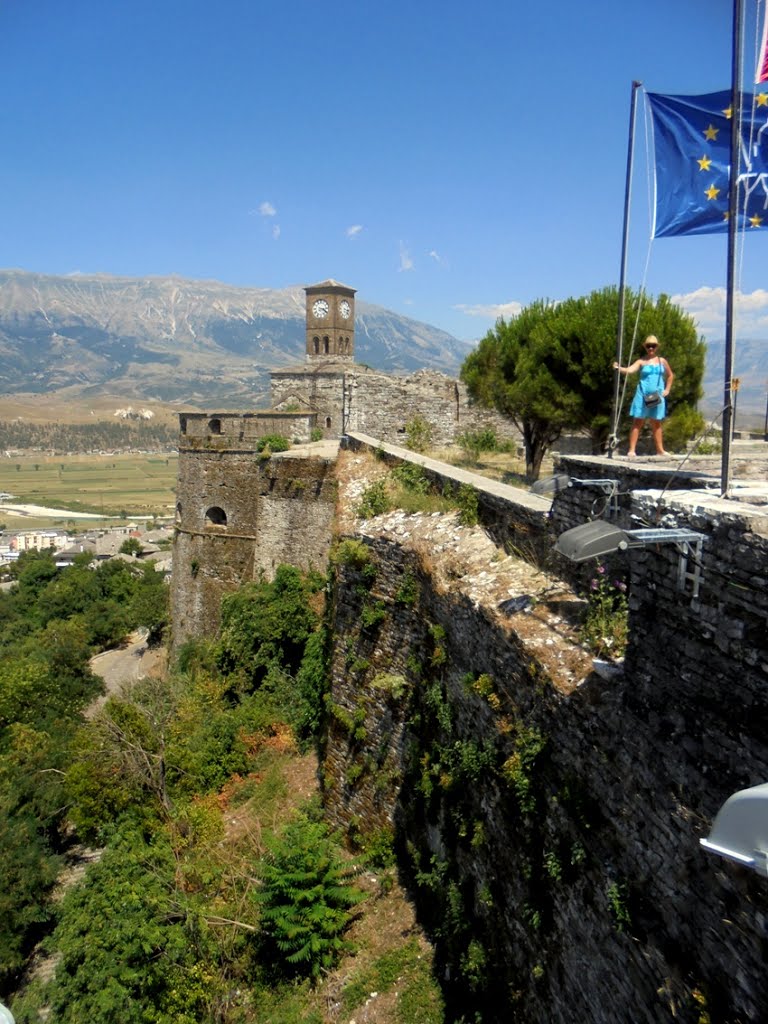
[{"x1": 700, "y1": 782, "x2": 768, "y2": 877}]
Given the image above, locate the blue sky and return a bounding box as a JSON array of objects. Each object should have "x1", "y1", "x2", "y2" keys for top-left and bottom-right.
[{"x1": 1, "y1": 0, "x2": 767, "y2": 345}]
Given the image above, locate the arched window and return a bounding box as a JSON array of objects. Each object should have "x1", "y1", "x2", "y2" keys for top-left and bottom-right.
[
  {"x1": 205, "y1": 506, "x2": 227, "y2": 527},
  {"x1": 325, "y1": 417, "x2": 332, "y2": 429},
  {"x1": 323, "y1": 336, "x2": 330, "y2": 354},
  {"x1": 208, "y1": 418, "x2": 222, "y2": 435},
  {"x1": 313, "y1": 336, "x2": 320, "y2": 354},
  {"x1": 179, "y1": 415, "x2": 187, "y2": 433},
  {"x1": 175, "y1": 502, "x2": 182, "y2": 523}
]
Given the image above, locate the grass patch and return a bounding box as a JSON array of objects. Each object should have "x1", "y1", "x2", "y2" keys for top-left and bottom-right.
[
  {"x1": 0, "y1": 452, "x2": 179, "y2": 522},
  {"x1": 340, "y1": 936, "x2": 444, "y2": 1022}
]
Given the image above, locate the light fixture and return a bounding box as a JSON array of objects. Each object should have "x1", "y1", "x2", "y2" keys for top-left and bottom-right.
[
  {"x1": 700, "y1": 782, "x2": 768, "y2": 877},
  {"x1": 531, "y1": 476, "x2": 621, "y2": 517},
  {"x1": 554, "y1": 522, "x2": 708, "y2": 595}
]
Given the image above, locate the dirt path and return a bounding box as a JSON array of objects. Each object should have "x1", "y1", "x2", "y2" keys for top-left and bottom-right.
[{"x1": 87, "y1": 630, "x2": 165, "y2": 714}]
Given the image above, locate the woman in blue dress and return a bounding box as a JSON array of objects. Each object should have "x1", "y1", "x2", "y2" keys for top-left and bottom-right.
[{"x1": 613, "y1": 335, "x2": 674, "y2": 457}]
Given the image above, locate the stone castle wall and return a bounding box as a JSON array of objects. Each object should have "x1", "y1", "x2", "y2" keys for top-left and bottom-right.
[
  {"x1": 179, "y1": 409, "x2": 317, "y2": 445},
  {"x1": 171, "y1": 440, "x2": 336, "y2": 645},
  {"x1": 270, "y1": 366, "x2": 521, "y2": 446},
  {"x1": 270, "y1": 368, "x2": 346, "y2": 438},
  {"x1": 320, "y1": 443, "x2": 768, "y2": 1023}
]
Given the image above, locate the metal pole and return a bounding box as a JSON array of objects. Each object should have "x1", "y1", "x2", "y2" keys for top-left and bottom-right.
[
  {"x1": 722, "y1": 0, "x2": 743, "y2": 496},
  {"x1": 610, "y1": 80, "x2": 643, "y2": 459}
]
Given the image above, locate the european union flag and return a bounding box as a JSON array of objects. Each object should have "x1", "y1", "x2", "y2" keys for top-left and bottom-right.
[{"x1": 649, "y1": 89, "x2": 768, "y2": 237}]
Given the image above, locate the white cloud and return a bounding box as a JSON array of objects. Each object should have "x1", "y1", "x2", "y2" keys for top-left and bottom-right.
[
  {"x1": 671, "y1": 286, "x2": 768, "y2": 335},
  {"x1": 346, "y1": 224, "x2": 363, "y2": 238},
  {"x1": 258, "y1": 201, "x2": 277, "y2": 217},
  {"x1": 272, "y1": 224, "x2": 281, "y2": 240},
  {"x1": 427, "y1": 249, "x2": 442, "y2": 263},
  {"x1": 398, "y1": 242, "x2": 414, "y2": 272},
  {"x1": 454, "y1": 300, "x2": 523, "y2": 321}
]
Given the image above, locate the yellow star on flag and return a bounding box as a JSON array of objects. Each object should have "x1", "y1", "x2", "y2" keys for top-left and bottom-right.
[
  {"x1": 705, "y1": 184, "x2": 720, "y2": 200},
  {"x1": 757, "y1": 93, "x2": 768, "y2": 107},
  {"x1": 697, "y1": 155, "x2": 713, "y2": 171},
  {"x1": 723, "y1": 105, "x2": 733, "y2": 118},
  {"x1": 750, "y1": 213, "x2": 763, "y2": 227},
  {"x1": 704, "y1": 124, "x2": 719, "y2": 141}
]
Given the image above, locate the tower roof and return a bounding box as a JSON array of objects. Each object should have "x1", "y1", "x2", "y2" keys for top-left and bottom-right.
[{"x1": 305, "y1": 279, "x2": 356, "y2": 293}]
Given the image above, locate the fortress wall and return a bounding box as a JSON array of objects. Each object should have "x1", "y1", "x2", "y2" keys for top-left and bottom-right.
[
  {"x1": 345, "y1": 369, "x2": 521, "y2": 446},
  {"x1": 322, "y1": 453, "x2": 768, "y2": 1023},
  {"x1": 179, "y1": 410, "x2": 316, "y2": 444},
  {"x1": 171, "y1": 437, "x2": 338, "y2": 646},
  {"x1": 252, "y1": 455, "x2": 338, "y2": 578},
  {"x1": 271, "y1": 370, "x2": 345, "y2": 437}
]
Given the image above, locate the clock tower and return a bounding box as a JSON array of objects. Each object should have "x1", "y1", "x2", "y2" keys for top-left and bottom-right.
[{"x1": 305, "y1": 279, "x2": 356, "y2": 363}]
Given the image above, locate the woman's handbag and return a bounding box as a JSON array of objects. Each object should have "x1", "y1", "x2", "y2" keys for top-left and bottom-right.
[{"x1": 642, "y1": 363, "x2": 664, "y2": 407}]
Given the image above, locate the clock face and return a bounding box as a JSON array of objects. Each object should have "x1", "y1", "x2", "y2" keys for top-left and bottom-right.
[
  {"x1": 339, "y1": 299, "x2": 351, "y2": 319},
  {"x1": 312, "y1": 299, "x2": 329, "y2": 318}
]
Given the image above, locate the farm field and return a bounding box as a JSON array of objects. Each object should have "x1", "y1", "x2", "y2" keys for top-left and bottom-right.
[{"x1": 0, "y1": 452, "x2": 179, "y2": 530}]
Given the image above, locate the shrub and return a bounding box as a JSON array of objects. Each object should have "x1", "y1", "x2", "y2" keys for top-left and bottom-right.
[
  {"x1": 391, "y1": 462, "x2": 430, "y2": 494},
  {"x1": 456, "y1": 428, "x2": 498, "y2": 463},
  {"x1": 404, "y1": 415, "x2": 434, "y2": 453},
  {"x1": 657, "y1": 405, "x2": 705, "y2": 453},
  {"x1": 370, "y1": 672, "x2": 408, "y2": 700},
  {"x1": 310, "y1": 427, "x2": 323, "y2": 442},
  {"x1": 579, "y1": 564, "x2": 628, "y2": 660},
  {"x1": 331, "y1": 538, "x2": 373, "y2": 570},
  {"x1": 254, "y1": 815, "x2": 365, "y2": 982},
  {"x1": 356, "y1": 480, "x2": 390, "y2": 519},
  {"x1": 455, "y1": 483, "x2": 479, "y2": 527},
  {"x1": 255, "y1": 434, "x2": 291, "y2": 453}
]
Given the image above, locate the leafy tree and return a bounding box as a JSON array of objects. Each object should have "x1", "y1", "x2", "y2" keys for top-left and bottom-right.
[
  {"x1": 215, "y1": 565, "x2": 322, "y2": 689},
  {"x1": 129, "y1": 565, "x2": 169, "y2": 647},
  {"x1": 119, "y1": 537, "x2": 144, "y2": 556},
  {"x1": 0, "y1": 807, "x2": 61, "y2": 984},
  {"x1": 39, "y1": 827, "x2": 217, "y2": 1024},
  {"x1": 253, "y1": 814, "x2": 364, "y2": 982},
  {"x1": 461, "y1": 286, "x2": 705, "y2": 478}
]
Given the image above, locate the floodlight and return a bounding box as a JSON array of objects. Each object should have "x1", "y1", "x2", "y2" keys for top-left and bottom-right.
[
  {"x1": 555, "y1": 523, "x2": 708, "y2": 596},
  {"x1": 700, "y1": 782, "x2": 768, "y2": 877},
  {"x1": 554, "y1": 521, "x2": 630, "y2": 562},
  {"x1": 530, "y1": 474, "x2": 571, "y2": 495}
]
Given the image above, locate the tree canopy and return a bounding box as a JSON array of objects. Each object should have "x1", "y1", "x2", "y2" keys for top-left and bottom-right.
[{"x1": 460, "y1": 286, "x2": 706, "y2": 478}]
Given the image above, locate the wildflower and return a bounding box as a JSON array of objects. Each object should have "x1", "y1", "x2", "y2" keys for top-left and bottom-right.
[{"x1": 596, "y1": 564, "x2": 607, "y2": 575}]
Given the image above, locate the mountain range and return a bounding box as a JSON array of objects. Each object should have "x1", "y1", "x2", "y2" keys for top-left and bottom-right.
[
  {"x1": 0, "y1": 270, "x2": 472, "y2": 407},
  {"x1": 0, "y1": 269, "x2": 764, "y2": 426}
]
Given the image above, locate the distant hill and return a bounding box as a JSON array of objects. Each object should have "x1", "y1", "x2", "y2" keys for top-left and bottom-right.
[
  {"x1": 702, "y1": 336, "x2": 767, "y2": 428},
  {"x1": 0, "y1": 270, "x2": 472, "y2": 407}
]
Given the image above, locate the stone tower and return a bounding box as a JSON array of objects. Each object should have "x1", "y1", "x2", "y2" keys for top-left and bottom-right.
[{"x1": 305, "y1": 279, "x2": 356, "y2": 363}]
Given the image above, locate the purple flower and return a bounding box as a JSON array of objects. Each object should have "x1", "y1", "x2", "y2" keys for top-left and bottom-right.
[
  {"x1": 614, "y1": 580, "x2": 627, "y2": 592},
  {"x1": 597, "y1": 565, "x2": 606, "y2": 575},
  {"x1": 590, "y1": 579, "x2": 599, "y2": 591}
]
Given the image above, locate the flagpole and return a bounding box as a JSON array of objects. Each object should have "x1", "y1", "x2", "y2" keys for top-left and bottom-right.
[
  {"x1": 609, "y1": 80, "x2": 642, "y2": 459},
  {"x1": 722, "y1": 0, "x2": 744, "y2": 496}
]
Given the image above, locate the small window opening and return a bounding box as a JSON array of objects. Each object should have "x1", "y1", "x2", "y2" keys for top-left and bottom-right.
[
  {"x1": 205, "y1": 506, "x2": 227, "y2": 527},
  {"x1": 208, "y1": 418, "x2": 222, "y2": 435}
]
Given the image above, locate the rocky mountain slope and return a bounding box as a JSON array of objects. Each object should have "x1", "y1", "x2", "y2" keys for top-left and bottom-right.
[{"x1": 0, "y1": 270, "x2": 471, "y2": 406}]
